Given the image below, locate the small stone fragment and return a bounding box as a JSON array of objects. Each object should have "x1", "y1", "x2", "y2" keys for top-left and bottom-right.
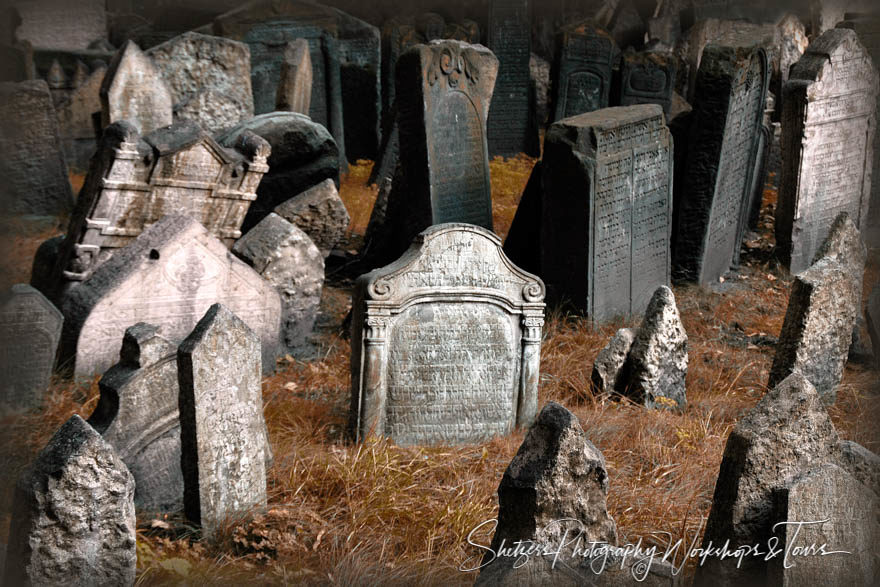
[
  {"x1": 591, "y1": 327, "x2": 635, "y2": 395},
  {"x1": 273, "y1": 178, "x2": 350, "y2": 256}
]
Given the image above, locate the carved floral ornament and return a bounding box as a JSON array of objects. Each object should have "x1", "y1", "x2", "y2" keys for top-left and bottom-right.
[{"x1": 427, "y1": 44, "x2": 480, "y2": 88}]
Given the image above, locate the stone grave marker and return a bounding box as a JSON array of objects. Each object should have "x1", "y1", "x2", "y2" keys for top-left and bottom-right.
[
  {"x1": 619, "y1": 50, "x2": 677, "y2": 115},
  {"x1": 178, "y1": 304, "x2": 269, "y2": 536},
  {"x1": 350, "y1": 223, "x2": 545, "y2": 446},
  {"x1": 12, "y1": 0, "x2": 107, "y2": 51},
  {"x1": 100, "y1": 40, "x2": 174, "y2": 134},
  {"x1": 501, "y1": 160, "x2": 543, "y2": 277},
  {"x1": 838, "y1": 439, "x2": 880, "y2": 495},
  {"x1": 0, "y1": 284, "x2": 63, "y2": 412},
  {"x1": 541, "y1": 105, "x2": 673, "y2": 320},
  {"x1": 591, "y1": 327, "x2": 635, "y2": 395},
  {"x1": 777, "y1": 28, "x2": 878, "y2": 273},
  {"x1": 550, "y1": 21, "x2": 618, "y2": 122},
  {"x1": 273, "y1": 178, "x2": 350, "y2": 256},
  {"x1": 0, "y1": 80, "x2": 74, "y2": 216},
  {"x1": 59, "y1": 214, "x2": 282, "y2": 377},
  {"x1": 812, "y1": 0, "x2": 876, "y2": 36},
  {"x1": 275, "y1": 38, "x2": 312, "y2": 114},
  {"x1": 674, "y1": 44, "x2": 769, "y2": 285},
  {"x1": 88, "y1": 323, "x2": 183, "y2": 513},
  {"x1": 56, "y1": 63, "x2": 106, "y2": 172}
]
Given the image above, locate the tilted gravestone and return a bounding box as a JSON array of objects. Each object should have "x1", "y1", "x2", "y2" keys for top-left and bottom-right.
[
  {"x1": 87, "y1": 323, "x2": 183, "y2": 513},
  {"x1": 550, "y1": 21, "x2": 619, "y2": 122},
  {"x1": 59, "y1": 214, "x2": 282, "y2": 377},
  {"x1": 275, "y1": 38, "x2": 312, "y2": 114},
  {"x1": 619, "y1": 50, "x2": 677, "y2": 115},
  {"x1": 147, "y1": 32, "x2": 254, "y2": 135},
  {"x1": 100, "y1": 40, "x2": 173, "y2": 134},
  {"x1": 12, "y1": 0, "x2": 107, "y2": 51},
  {"x1": 273, "y1": 178, "x2": 350, "y2": 256},
  {"x1": 674, "y1": 44, "x2": 769, "y2": 286},
  {"x1": 178, "y1": 304, "x2": 269, "y2": 536},
  {"x1": 486, "y1": 0, "x2": 539, "y2": 157},
  {"x1": 0, "y1": 284, "x2": 63, "y2": 412},
  {"x1": 540, "y1": 105, "x2": 673, "y2": 320},
  {"x1": 0, "y1": 80, "x2": 74, "y2": 217},
  {"x1": 350, "y1": 224, "x2": 545, "y2": 446},
  {"x1": 778, "y1": 28, "x2": 879, "y2": 273},
  {"x1": 3, "y1": 415, "x2": 136, "y2": 587}
]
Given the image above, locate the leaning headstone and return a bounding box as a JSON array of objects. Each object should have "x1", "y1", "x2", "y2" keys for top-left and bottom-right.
[
  {"x1": 2, "y1": 415, "x2": 136, "y2": 587},
  {"x1": 59, "y1": 214, "x2": 282, "y2": 377},
  {"x1": 812, "y1": 212, "x2": 868, "y2": 305},
  {"x1": 273, "y1": 178, "x2": 350, "y2": 256},
  {"x1": 777, "y1": 28, "x2": 879, "y2": 273},
  {"x1": 275, "y1": 38, "x2": 312, "y2": 114},
  {"x1": 550, "y1": 21, "x2": 619, "y2": 121},
  {"x1": 591, "y1": 327, "x2": 636, "y2": 395},
  {"x1": 695, "y1": 373, "x2": 841, "y2": 586},
  {"x1": 0, "y1": 284, "x2": 63, "y2": 412},
  {"x1": 87, "y1": 323, "x2": 183, "y2": 513},
  {"x1": 0, "y1": 80, "x2": 74, "y2": 216},
  {"x1": 674, "y1": 44, "x2": 769, "y2": 285},
  {"x1": 619, "y1": 50, "x2": 677, "y2": 115},
  {"x1": 233, "y1": 213, "x2": 323, "y2": 353},
  {"x1": 56, "y1": 63, "x2": 106, "y2": 171},
  {"x1": 350, "y1": 223, "x2": 545, "y2": 445},
  {"x1": 100, "y1": 40, "x2": 173, "y2": 134},
  {"x1": 540, "y1": 105, "x2": 673, "y2": 319},
  {"x1": 12, "y1": 0, "x2": 107, "y2": 51},
  {"x1": 868, "y1": 281, "x2": 880, "y2": 369},
  {"x1": 147, "y1": 32, "x2": 254, "y2": 134},
  {"x1": 178, "y1": 304, "x2": 269, "y2": 536}
]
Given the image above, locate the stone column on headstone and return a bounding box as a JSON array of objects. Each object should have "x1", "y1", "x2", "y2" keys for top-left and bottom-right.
[
  {"x1": 275, "y1": 38, "x2": 312, "y2": 114},
  {"x1": 100, "y1": 40, "x2": 173, "y2": 134}
]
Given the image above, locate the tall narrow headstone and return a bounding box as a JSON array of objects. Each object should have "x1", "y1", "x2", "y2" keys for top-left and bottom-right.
[
  {"x1": 100, "y1": 40, "x2": 173, "y2": 134},
  {"x1": 275, "y1": 38, "x2": 312, "y2": 114},
  {"x1": 541, "y1": 105, "x2": 673, "y2": 320},
  {"x1": 550, "y1": 21, "x2": 618, "y2": 121}
]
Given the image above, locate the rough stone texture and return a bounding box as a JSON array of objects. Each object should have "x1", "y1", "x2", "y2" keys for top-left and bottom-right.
[
  {"x1": 550, "y1": 21, "x2": 619, "y2": 121},
  {"x1": 868, "y1": 281, "x2": 880, "y2": 369},
  {"x1": 233, "y1": 213, "x2": 323, "y2": 353},
  {"x1": 177, "y1": 304, "x2": 269, "y2": 536},
  {"x1": 619, "y1": 286, "x2": 688, "y2": 411},
  {"x1": 777, "y1": 28, "x2": 878, "y2": 273},
  {"x1": 0, "y1": 284, "x2": 63, "y2": 412},
  {"x1": 769, "y1": 463, "x2": 880, "y2": 586},
  {"x1": 619, "y1": 50, "x2": 677, "y2": 116},
  {"x1": 218, "y1": 112, "x2": 340, "y2": 233},
  {"x1": 541, "y1": 105, "x2": 673, "y2": 319},
  {"x1": 147, "y1": 32, "x2": 254, "y2": 135},
  {"x1": 87, "y1": 323, "x2": 183, "y2": 513},
  {"x1": 695, "y1": 373, "x2": 841, "y2": 586},
  {"x1": 0, "y1": 80, "x2": 74, "y2": 216},
  {"x1": 56, "y1": 63, "x2": 105, "y2": 172},
  {"x1": 768, "y1": 257, "x2": 859, "y2": 404},
  {"x1": 838, "y1": 439, "x2": 880, "y2": 496},
  {"x1": 351, "y1": 224, "x2": 545, "y2": 445},
  {"x1": 813, "y1": 211, "x2": 868, "y2": 309},
  {"x1": 591, "y1": 328, "x2": 636, "y2": 395},
  {"x1": 2, "y1": 415, "x2": 136, "y2": 587},
  {"x1": 273, "y1": 178, "x2": 349, "y2": 256},
  {"x1": 12, "y1": 0, "x2": 106, "y2": 51},
  {"x1": 275, "y1": 39, "x2": 312, "y2": 114},
  {"x1": 59, "y1": 214, "x2": 282, "y2": 377},
  {"x1": 100, "y1": 40, "x2": 174, "y2": 134}
]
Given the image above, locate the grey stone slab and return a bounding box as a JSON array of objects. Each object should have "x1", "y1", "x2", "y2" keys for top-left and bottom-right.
[
  {"x1": 619, "y1": 50, "x2": 677, "y2": 116},
  {"x1": 0, "y1": 284, "x2": 63, "y2": 412},
  {"x1": 275, "y1": 38, "x2": 312, "y2": 114},
  {"x1": 350, "y1": 223, "x2": 545, "y2": 446},
  {"x1": 591, "y1": 327, "x2": 636, "y2": 395},
  {"x1": 12, "y1": 0, "x2": 107, "y2": 51},
  {"x1": 178, "y1": 304, "x2": 268, "y2": 536},
  {"x1": 273, "y1": 178, "x2": 350, "y2": 256},
  {"x1": 100, "y1": 40, "x2": 174, "y2": 134},
  {"x1": 541, "y1": 105, "x2": 673, "y2": 319},
  {"x1": 56, "y1": 63, "x2": 105, "y2": 172},
  {"x1": 812, "y1": 0, "x2": 877, "y2": 35},
  {"x1": 550, "y1": 21, "x2": 619, "y2": 122},
  {"x1": 838, "y1": 439, "x2": 880, "y2": 496}
]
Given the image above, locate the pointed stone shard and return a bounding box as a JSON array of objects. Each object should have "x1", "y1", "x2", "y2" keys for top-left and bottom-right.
[
  {"x1": 275, "y1": 39, "x2": 312, "y2": 115},
  {"x1": 177, "y1": 304, "x2": 269, "y2": 536},
  {"x1": 100, "y1": 40, "x2": 173, "y2": 134},
  {"x1": 591, "y1": 327, "x2": 636, "y2": 395},
  {"x1": 3, "y1": 415, "x2": 136, "y2": 587},
  {"x1": 273, "y1": 178, "x2": 350, "y2": 256}
]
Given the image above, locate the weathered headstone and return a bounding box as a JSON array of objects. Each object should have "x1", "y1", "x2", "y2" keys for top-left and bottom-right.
[
  {"x1": 273, "y1": 178, "x2": 350, "y2": 256},
  {"x1": 56, "y1": 63, "x2": 106, "y2": 171},
  {"x1": 0, "y1": 80, "x2": 74, "y2": 216},
  {"x1": 777, "y1": 28, "x2": 878, "y2": 273},
  {"x1": 619, "y1": 50, "x2": 677, "y2": 115},
  {"x1": 838, "y1": 439, "x2": 880, "y2": 496},
  {"x1": 100, "y1": 40, "x2": 173, "y2": 134},
  {"x1": 232, "y1": 213, "x2": 323, "y2": 353},
  {"x1": 540, "y1": 105, "x2": 673, "y2": 319},
  {"x1": 486, "y1": 0, "x2": 539, "y2": 157},
  {"x1": 350, "y1": 223, "x2": 545, "y2": 445},
  {"x1": 2, "y1": 415, "x2": 136, "y2": 587},
  {"x1": 812, "y1": 0, "x2": 876, "y2": 35},
  {"x1": 178, "y1": 304, "x2": 269, "y2": 536},
  {"x1": 147, "y1": 32, "x2": 254, "y2": 134},
  {"x1": 868, "y1": 281, "x2": 880, "y2": 369},
  {"x1": 550, "y1": 21, "x2": 618, "y2": 121},
  {"x1": 0, "y1": 284, "x2": 63, "y2": 412},
  {"x1": 88, "y1": 323, "x2": 183, "y2": 513},
  {"x1": 591, "y1": 327, "x2": 635, "y2": 395},
  {"x1": 275, "y1": 38, "x2": 312, "y2": 114},
  {"x1": 59, "y1": 214, "x2": 282, "y2": 377},
  {"x1": 12, "y1": 0, "x2": 107, "y2": 51},
  {"x1": 674, "y1": 44, "x2": 769, "y2": 285},
  {"x1": 812, "y1": 211, "x2": 868, "y2": 304}
]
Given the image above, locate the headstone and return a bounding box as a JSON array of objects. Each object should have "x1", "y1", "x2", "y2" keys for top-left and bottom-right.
[
  {"x1": 273, "y1": 178, "x2": 350, "y2": 256},
  {"x1": 0, "y1": 284, "x2": 63, "y2": 412},
  {"x1": 812, "y1": 211, "x2": 868, "y2": 306},
  {"x1": 59, "y1": 214, "x2": 282, "y2": 377},
  {"x1": 53, "y1": 120, "x2": 270, "y2": 292},
  {"x1": 673, "y1": 44, "x2": 769, "y2": 285},
  {"x1": 838, "y1": 439, "x2": 880, "y2": 495},
  {"x1": 868, "y1": 281, "x2": 880, "y2": 369},
  {"x1": 30, "y1": 235, "x2": 66, "y2": 296},
  {"x1": 501, "y1": 159, "x2": 543, "y2": 276},
  {"x1": 178, "y1": 304, "x2": 269, "y2": 536},
  {"x1": 232, "y1": 213, "x2": 323, "y2": 353},
  {"x1": 100, "y1": 40, "x2": 173, "y2": 134},
  {"x1": 217, "y1": 112, "x2": 340, "y2": 233},
  {"x1": 777, "y1": 29, "x2": 878, "y2": 273},
  {"x1": 540, "y1": 105, "x2": 673, "y2": 319},
  {"x1": 379, "y1": 18, "x2": 421, "y2": 125},
  {"x1": 812, "y1": 0, "x2": 877, "y2": 35},
  {"x1": 275, "y1": 38, "x2": 312, "y2": 114},
  {"x1": 695, "y1": 373, "x2": 841, "y2": 586},
  {"x1": 619, "y1": 50, "x2": 677, "y2": 115},
  {"x1": 550, "y1": 21, "x2": 618, "y2": 121},
  {"x1": 12, "y1": 0, "x2": 107, "y2": 51},
  {"x1": 0, "y1": 80, "x2": 74, "y2": 216},
  {"x1": 56, "y1": 63, "x2": 106, "y2": 171},
  {"x1": 591, "y1": 327, "x2": 635, "y2": 395},
  {"x1": 486, "y1": 0, "x2": 539, "y2": 157},
  {"x1": 147, "y1": 32, "x2": 254, "y2": 134},
  {"x1": 2, "y1": 415, "x2": 136, "y2": 586},
  {"x1": 87, "y1": 323, "x2": 183, "y2": 513},
  {"x1": 531, "y1": 52, "x2": 551, "y2": 125},
  {"x1": 350, "y1": 223, "x2": 545, "y2": 445}
]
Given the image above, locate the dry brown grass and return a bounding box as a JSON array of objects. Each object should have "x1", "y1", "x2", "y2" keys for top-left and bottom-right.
[{"x1": 0, "y1": 161, "x2": 877, "y2": 586}]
